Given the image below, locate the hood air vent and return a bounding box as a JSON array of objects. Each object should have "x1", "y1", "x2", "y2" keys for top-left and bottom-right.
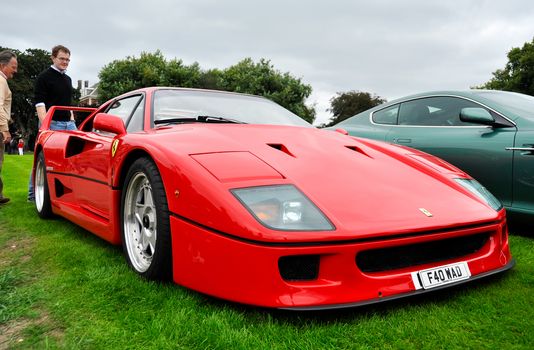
[
  {"x1": 345, "y1": 145, "x2": 372, "y2": 158},
  {"x1": 267, "y1": 143, "x2": 295, "y2": 157}
]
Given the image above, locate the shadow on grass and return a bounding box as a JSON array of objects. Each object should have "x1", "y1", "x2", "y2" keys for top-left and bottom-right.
[
  {"x1": 510, "y1": 228, "x2": 534, "y2": 239},
  {"x1": 188, "y1": 269, "x2": 512, "y2": 325},
  {"x1": 508, "y1": 213, "x2": 534, "y2": 238},
  {"x1": 34, "y1": 213, "x2": 123, "y2": 253}
]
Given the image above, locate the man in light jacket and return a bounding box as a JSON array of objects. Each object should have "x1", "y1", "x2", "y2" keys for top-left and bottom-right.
[{"x1": 0, "y1": 50, "x2": 18, "y2": 205}]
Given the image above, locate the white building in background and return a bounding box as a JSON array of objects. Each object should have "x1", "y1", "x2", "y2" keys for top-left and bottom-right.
[{"x1": 78, "y1": 80, "x2": 99, "y2": 107}]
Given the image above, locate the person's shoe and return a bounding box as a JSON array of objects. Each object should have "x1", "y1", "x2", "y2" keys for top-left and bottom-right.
[{"x1": 0, "y1": 197, "x2": 10, "y2": 205}]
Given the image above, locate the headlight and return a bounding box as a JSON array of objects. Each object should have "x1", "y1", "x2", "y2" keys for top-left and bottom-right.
[
  {"x1": 231, "y1": 185, "x2": 334, "y2": 231},
  {"x1": 454, "y1": 178, "x2": 503, "y2": 211}
]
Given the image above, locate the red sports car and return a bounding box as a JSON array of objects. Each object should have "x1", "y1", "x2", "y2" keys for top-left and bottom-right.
[{"x1": 33, "y1": 87, "x2": 514, "y2": 310}]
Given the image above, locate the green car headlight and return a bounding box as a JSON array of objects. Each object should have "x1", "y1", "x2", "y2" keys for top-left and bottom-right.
[
  {"x1": 231, "y1": 185, "x2": 334, "y2": 231},
  {"x1": 454, "y1": 178, "x2": 503, "y2": 211}
]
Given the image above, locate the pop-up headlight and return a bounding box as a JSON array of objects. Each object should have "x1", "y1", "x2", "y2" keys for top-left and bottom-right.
[
  {"x1": 232, "y1": 185, "x2": 334, "y2": 231},
  {"x1": 454, "y1": 178, "x2": 503, "y2": 211}
]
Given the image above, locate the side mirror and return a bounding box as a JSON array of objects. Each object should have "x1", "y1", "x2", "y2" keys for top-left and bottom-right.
[
  {"x1": 335, "y1": 128, "x2": 349, "y2": 135},
  {"x1": 459, "y1": 108, "x2": 495, "y2": 125},
  {"x1": 93, "y1": 113, "x2": 126, "y2": 135}
]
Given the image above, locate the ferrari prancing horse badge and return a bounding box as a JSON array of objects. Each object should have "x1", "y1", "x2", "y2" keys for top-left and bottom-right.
[{"x1": 111, "y1": 139, "x2": 119, "y2": 157}]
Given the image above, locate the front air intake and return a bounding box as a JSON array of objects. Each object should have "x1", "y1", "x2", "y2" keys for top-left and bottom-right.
[
  {"x1": 279, "y1": 255, "x2": 320, "y2": 281},
  {"x1": 356, "y1": 232, "x2": 489, "y2": 273}
]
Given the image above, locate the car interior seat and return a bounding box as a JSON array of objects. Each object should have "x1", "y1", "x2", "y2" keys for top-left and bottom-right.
[{"x1": 399, "y1": 104, "x2": 430, "y2": 125}]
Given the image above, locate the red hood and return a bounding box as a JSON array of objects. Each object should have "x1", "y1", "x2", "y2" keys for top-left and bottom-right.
[{"x1": 146, "y1": 124, "x2": 500, "y2": 242}]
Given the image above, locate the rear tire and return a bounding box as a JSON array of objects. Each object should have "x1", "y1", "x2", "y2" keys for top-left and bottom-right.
[
  {"x1": 121, "y1": 157, "x2": 172, "y2": 280},
  {"x1": 35, "y1": 152, "x2": 53, "y2": 218}
]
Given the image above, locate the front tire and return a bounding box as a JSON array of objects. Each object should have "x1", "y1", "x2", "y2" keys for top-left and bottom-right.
[
  {"x1": 121, "y1": 157, "x2": 172, "y2": 280},
  {"x1": 35, "y1": 152, "x2": 53, "y2": 218}
]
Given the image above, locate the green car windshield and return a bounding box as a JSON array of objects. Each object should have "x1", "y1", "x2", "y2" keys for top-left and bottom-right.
[{"x1": 473, "y1": 91, "x2": 534, "y2": 120}]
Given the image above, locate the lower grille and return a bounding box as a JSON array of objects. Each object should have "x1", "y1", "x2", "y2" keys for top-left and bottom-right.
[
  {"x1": 279, "y1": 255, "x2": 320, "y2": 281},
  {"x1": 356, "y1": 232, "x2": 489, "y2": 273}
]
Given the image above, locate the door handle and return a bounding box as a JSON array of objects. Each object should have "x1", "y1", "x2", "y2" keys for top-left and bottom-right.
[
  {"x1": 395, "y1": 138, "x2": 412, "y2": 144},
  {"x1": 505, "y1": 147, "x2": 534, "y2": 151},
  {"x1": 506, "y1": 145, "x2": 534, "y2": 154}
]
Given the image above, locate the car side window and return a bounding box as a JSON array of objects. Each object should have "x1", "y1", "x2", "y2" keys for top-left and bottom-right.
[
  {"x1": 372, "y1": 104, "x2": 399, "y2": 125},
  {"x1": 126, "y1": 96, "x2": 145, "y2": 132},
  {"x1": 398, "y1": 97, "x2": 482, "y2": 126},
  {"x1": 106, "y1": 95, "x2": 143, "y2": 127}
]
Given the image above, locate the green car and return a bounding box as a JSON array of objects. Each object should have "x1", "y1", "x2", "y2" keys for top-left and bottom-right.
[{"x1": 332, "y1": 90, "x2": 534, "y2": 224}]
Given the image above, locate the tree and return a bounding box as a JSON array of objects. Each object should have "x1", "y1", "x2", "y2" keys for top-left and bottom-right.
[
  {"x1": 324, "y1": 90, "x2": 386, "y2": 127},
  {"x1": 0, "y1": 47, "x2": 51, "y2": 145},
  {"x1": 220, "y1": 58, "x2": 315, "y2": 123},
  {"x1": 98, "y1": 51, "x2": 169, "y2": 102},
  {"x1": 98, "y1": 53, "x2": 316, "y2": 123},
  {"x1": 478, "y1": 37, "x2": 534, "y2": 95}
]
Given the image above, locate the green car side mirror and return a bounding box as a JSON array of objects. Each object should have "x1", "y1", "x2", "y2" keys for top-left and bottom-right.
[{"x1": 459, "y1": 107, "x2": 495, "y2": 125}]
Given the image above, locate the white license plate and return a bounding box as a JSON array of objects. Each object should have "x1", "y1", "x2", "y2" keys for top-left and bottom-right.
[{"x1": 415, "y1": 262, "x2": 471, "y2": 290}]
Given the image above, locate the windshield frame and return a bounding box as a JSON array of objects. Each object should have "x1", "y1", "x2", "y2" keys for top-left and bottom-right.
[{"x1": 150, "y1": 88, "x2": 312, "y2": 128}]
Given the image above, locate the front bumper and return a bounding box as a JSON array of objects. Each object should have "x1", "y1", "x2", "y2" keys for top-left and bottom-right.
[
  {"x1": 281, "y1": 259, "x2": 515, "y2": 310},
  {"x1": 170, "y1": 214, "x2": 513, "y2": 309}
]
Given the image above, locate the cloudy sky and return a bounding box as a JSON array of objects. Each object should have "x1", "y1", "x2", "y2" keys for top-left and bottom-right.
[{"x1": 3, "y1": 0, "x2": 534, "y2": 125}]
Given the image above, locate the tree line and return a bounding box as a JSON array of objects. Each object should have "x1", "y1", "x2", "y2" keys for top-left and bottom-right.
[
  {"x1": 98, "y1": 52, "x2": 315, "y2": 123},
  {"x1": 3, "y1": 37, "x2": 534, "y2": 146}
]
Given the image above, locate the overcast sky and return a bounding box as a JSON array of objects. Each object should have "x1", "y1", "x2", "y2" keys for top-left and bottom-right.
[{"x1": 3, "y1": 0, "x2": 534, "y2": 125}]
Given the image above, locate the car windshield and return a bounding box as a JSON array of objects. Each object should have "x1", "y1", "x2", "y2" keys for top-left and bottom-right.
[
  {"x1": 473, "y1": 90, "x2": 534, "y2": 119},
  {"x1": 153, "y1": 89, "x2": 312, "y2": 127}
]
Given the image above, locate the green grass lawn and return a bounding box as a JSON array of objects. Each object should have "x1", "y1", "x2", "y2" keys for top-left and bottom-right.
[{"x1": 1, "y1": 154, "x2": 533, "y2": 349}]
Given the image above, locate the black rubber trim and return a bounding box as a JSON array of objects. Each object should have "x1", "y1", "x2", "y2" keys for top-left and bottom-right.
[
  {"x1": 170, "y1": 211, "x2": 502, "y2": 248},
  {"x1": 278, "y1": 259, "x2": 515, "y2": 311}
]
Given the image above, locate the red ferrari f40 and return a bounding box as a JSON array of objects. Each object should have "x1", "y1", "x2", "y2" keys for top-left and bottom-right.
[{"x1": 32, "y1": 87, "x2": 514, "y2": 309}]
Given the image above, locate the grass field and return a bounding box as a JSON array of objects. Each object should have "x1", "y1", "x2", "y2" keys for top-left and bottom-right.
[{"x1": 1, "y1": 154, "x2": 533, "y2": 349}]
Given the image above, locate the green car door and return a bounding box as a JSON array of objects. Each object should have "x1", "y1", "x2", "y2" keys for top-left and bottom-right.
[
  {"x1": 383, "y1": 96, "x2": 517, "y2": 207},
  {"x1": 508, "y1": 120, "x2": 534, "y2": 213}
]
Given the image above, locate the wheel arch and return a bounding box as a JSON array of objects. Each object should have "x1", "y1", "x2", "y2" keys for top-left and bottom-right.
[
  {"x1": 113, "y1": 146, "x2": 177, "y2": 202},
  {"x1": 33, "y1": 144, "x2": 44, "y2": 172},
  {"x1": 109, "y1": 149, "x2": 156, "y2": 245},
  {"x1": 115, "y1": 148, "x2": 155, "y2": 190},
  {"x1": 112, "y1": 148, "x2": 173, "y2": 242},
  {"x1": 34, "y1": 143, "x2": 44, "y2": 156}
]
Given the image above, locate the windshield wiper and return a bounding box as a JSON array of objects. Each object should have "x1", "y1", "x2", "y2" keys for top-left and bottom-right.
[
  {"x1": 197, "y1": 115, "x2": 246, "y2": 124},
  {"x1": 154, "y1": 115, "x2": 246, "y2": 125},
  {"x1": 154, "y1": 117, "x2": 198, "y2": 125}
]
